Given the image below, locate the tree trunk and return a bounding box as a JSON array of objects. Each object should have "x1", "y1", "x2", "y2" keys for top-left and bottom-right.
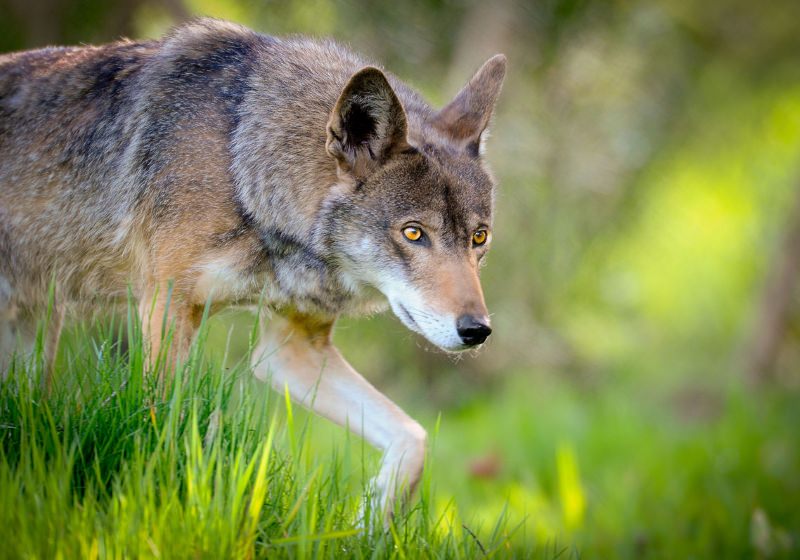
[{"x1": 744, "y1": 181, "x2": 800, "y2": 383}]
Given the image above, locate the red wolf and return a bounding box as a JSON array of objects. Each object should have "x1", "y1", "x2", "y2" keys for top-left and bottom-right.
[{"x1": 0, "y1": 18, "x2": 506, "y2": 520}]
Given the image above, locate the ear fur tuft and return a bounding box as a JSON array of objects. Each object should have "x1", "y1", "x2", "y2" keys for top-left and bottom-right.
[{"x1": 326, "y1": 67, "x2": 409, "y2": 179}]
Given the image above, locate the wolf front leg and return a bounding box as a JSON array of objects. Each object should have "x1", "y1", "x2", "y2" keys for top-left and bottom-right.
[
  {"x1": 252, "y1": 311, "x2": 427, "y2": 522},
  {"x1": 138, "y1": 284, "x2": 203, "y2": 380}
]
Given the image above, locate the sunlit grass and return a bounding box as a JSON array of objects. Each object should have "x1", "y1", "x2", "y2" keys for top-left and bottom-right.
[
  {"x1": 0, "y1": 312, "x2": 542, "y2": 559},
  {"x1": 2, "y1": 309, "x2": 798, "y2": 558},
  {"x1": 413, "y1": 372, "x2": 800, "y2": 559}
]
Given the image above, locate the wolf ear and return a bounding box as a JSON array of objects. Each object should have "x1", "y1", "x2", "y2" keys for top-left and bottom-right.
[
  {"x1": 327, "y1": 67, "x2": 410, "y2": 180},
  {"x1": 431, "y1": 54, "x2": 507, "y2": 157}
]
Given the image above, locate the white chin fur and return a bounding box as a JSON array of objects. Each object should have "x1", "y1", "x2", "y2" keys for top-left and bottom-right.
[
  {"x1": 387, "y1": 298, "x2": 466, "y2": 353},
  {"x1": 374, "y1": 275, "x2": 469, "y2": 352}
]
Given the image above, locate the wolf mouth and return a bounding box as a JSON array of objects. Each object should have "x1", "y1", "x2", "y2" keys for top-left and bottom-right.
[{"x1": 397, "y1": 303, "x2": 421, "y2": 332}]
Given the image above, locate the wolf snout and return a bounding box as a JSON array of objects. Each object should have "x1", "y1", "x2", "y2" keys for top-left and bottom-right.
[{"x1": 456, "y1": 314, "x2": 492, "y2": 346}]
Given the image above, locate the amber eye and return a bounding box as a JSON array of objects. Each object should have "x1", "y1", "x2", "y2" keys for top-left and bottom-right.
[
  {"x1": 403, "y1": 226, "x2": 423, "y2": 242},
  {"x1": 472, "y1": 229, "x2": 489, "y2": 246}
]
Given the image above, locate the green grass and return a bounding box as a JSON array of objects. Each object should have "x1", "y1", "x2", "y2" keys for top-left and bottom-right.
[
  {"x1": 1, "y1": 313, "x2": 798, "y2": 558},
  {"x1": 0, "y1": 315, "x2": 543, "y2": 559},
  {"x1": 423, "y1": 375, "x2": 800, "y2": 558}
]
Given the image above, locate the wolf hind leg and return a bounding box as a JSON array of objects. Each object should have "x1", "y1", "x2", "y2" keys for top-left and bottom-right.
[
  {"x1": 0, "y1": 276, "x2": 19, "y2": 378},
  {"x1": 0, "y1": 311, "x2": 63, "y2": 390},
  {"x1": 0, "y1": 317, "x2": 15, "y2": 378},
  {"x1": 0, "y1": 279, "x2": 61, "y2": 387},
  {"x1": 0, "y1": 314, "x2": 36, "y2": 380}
]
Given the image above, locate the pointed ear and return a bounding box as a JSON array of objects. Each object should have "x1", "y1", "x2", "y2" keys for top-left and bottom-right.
[
  {"x1": 431, "y1": 54, "x2": 507, "y2": 157},
  {"x1": 326, "y1": 67, "x2": 410, "y2": 179}
]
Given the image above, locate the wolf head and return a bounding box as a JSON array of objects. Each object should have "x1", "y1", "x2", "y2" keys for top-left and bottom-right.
[{"x1": 323, "y1": 55, "x2": 506, "y2": 352}]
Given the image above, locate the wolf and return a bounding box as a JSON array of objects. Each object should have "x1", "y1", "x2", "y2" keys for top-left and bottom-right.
[{"x1": 0, "y1": 18, "x2": 506, "y2": 519}]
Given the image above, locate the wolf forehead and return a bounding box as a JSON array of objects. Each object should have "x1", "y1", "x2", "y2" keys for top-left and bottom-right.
[{"x1": 358, "y1": 149, "x2": 495, "y2": 225}]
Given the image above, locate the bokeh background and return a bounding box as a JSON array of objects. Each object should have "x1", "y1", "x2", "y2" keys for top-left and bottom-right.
[{"x1": 2, "y1": 0, "x2": 799, "y2": 556}]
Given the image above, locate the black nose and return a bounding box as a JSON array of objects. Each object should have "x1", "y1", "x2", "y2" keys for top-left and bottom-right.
[{"x1": 456, "y1": 315, "x2": 492, "y2": 346}]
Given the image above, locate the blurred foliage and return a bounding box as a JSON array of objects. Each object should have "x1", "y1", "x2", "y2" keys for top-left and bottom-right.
[
  {"x1": 2, "y1": 0, "x2": 800, "y2": 384},
  {"x1": 2, "y1": 0, "x2": 800, "y2": 555}
]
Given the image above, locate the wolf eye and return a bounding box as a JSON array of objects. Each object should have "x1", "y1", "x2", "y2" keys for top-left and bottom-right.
[
  {"x1": 472, "y1": 229, "x2": 489, "y2": 246},
  {"x1": 403, "y1": 226, "x2": 423, "y2": 242}
]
